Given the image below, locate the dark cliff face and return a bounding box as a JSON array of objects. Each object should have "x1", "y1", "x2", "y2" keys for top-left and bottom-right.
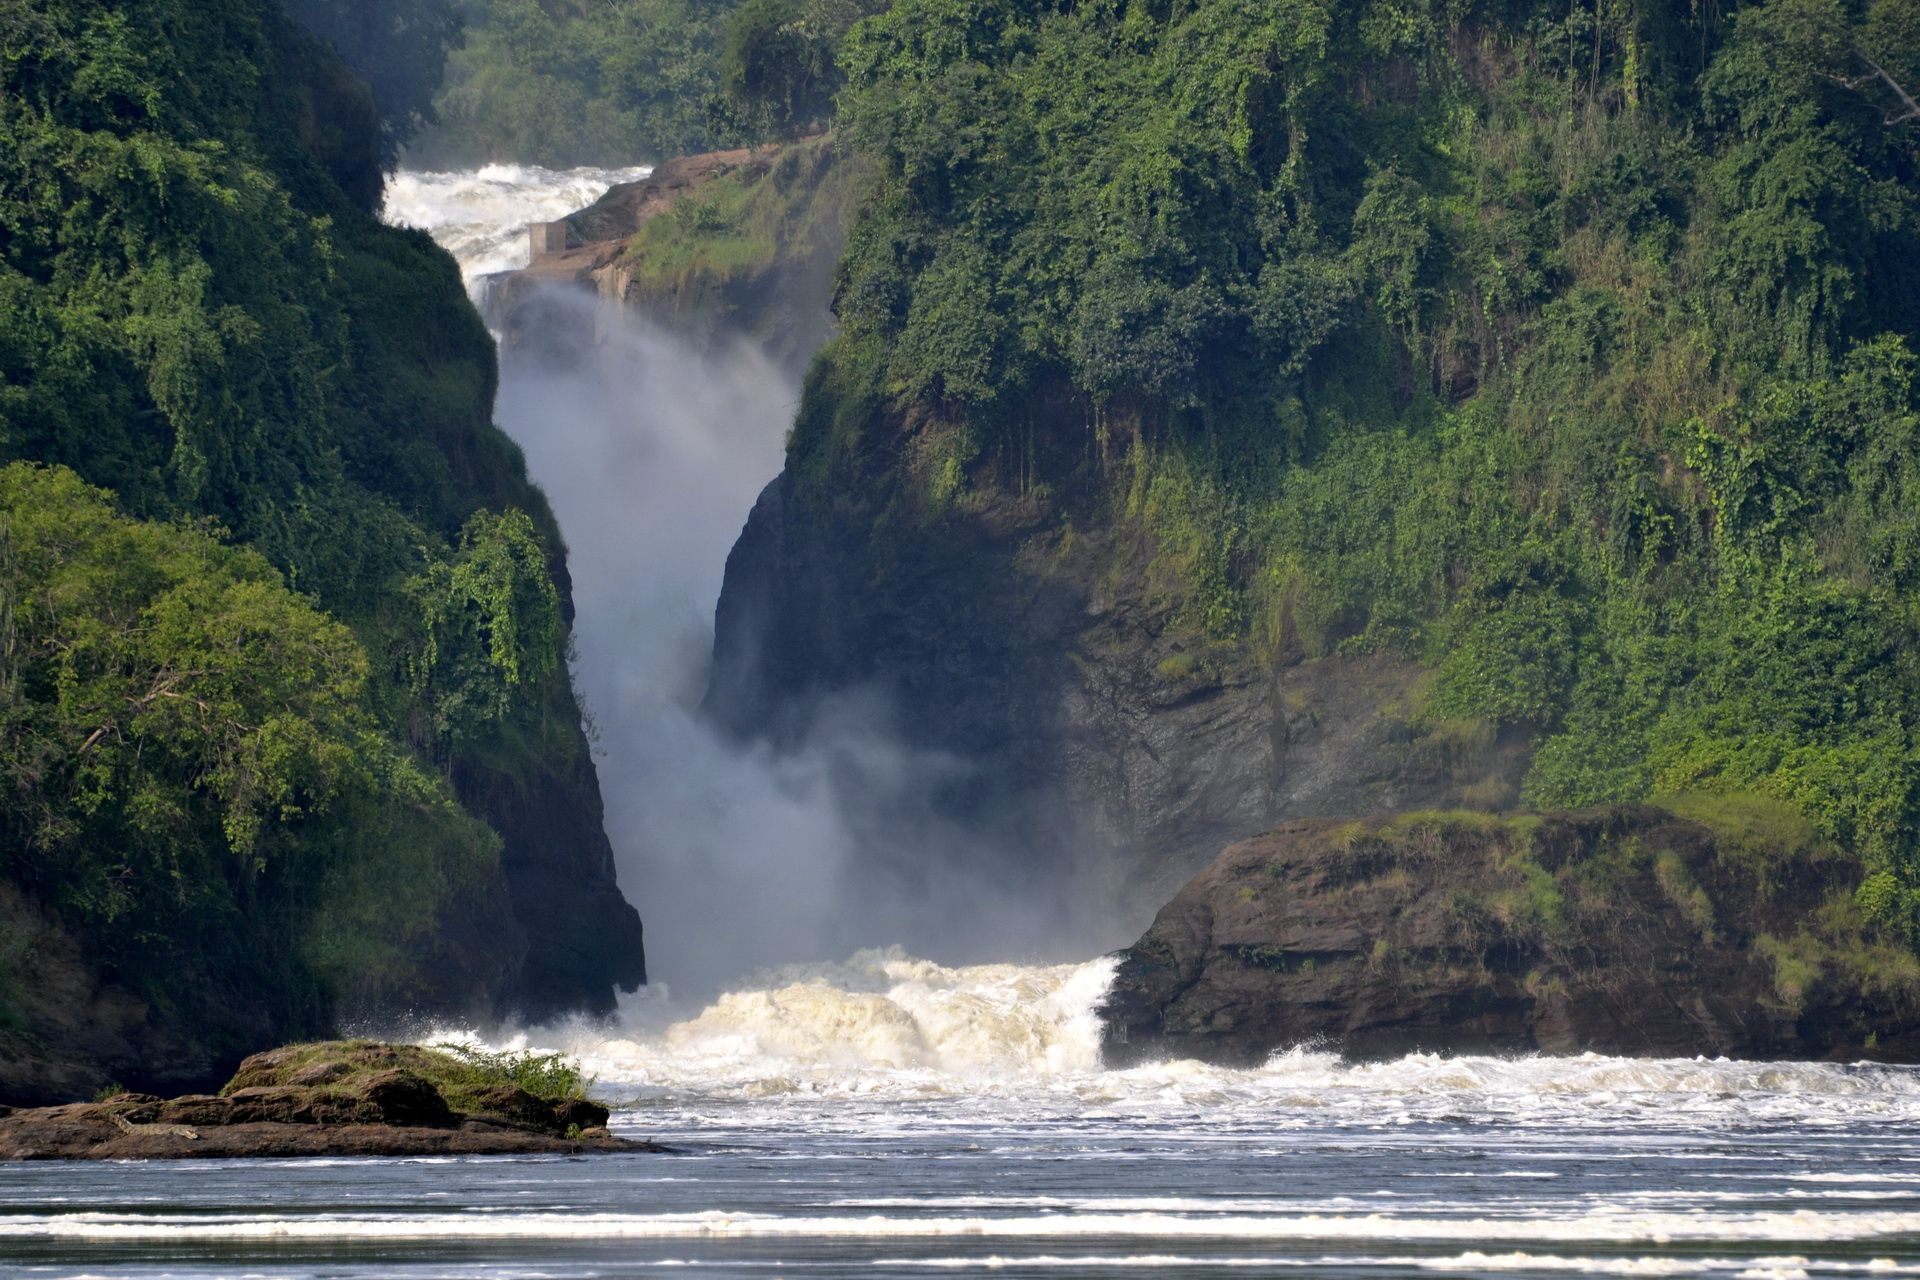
[
  {"x1": 1101, "y1": 807, "x2": 1920, "y2": 1066},
  {"x1": 455, "y1": 742, "x2": 645, "y2": 1017},
  {"x1": 704, "y1": 393, "x2": 1534, "y2": 920},
  {"x1": 0, "y1": 2, "x2": 646, "y2": 1103}
]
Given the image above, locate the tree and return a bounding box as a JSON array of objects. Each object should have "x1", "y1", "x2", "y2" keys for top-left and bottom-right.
[
  {"x1": 719, "y1": 0, "x2": 882, "y2": 139},
  {"x1": 405, "y1": 508, "x2": 564, "y2": 757},
  {"x1": 281, "y1": 0, "x2": 465, "y2": 166}
]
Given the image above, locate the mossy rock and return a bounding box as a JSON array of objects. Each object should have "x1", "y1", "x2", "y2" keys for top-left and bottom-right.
[{"x1": 220, "y1": 1040, "x2": 600, "y2": 1136}]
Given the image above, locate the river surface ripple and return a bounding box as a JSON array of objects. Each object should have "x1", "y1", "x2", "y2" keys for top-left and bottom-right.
[
  {"x1": 6, "y1": 950, "x2": 1920, "y2": 1278},
  {"x1": 9, "y1": 169, "x2": 1911, "y2": 1280}
]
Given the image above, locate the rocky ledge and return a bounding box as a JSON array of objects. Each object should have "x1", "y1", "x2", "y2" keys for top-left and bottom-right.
[
  {"x1": 0, "y1": 1040, "x2": 662, "y2": 1161},
  {"x1": 1101, "y1": 805, "x2": 1920, "y2": 1066}
]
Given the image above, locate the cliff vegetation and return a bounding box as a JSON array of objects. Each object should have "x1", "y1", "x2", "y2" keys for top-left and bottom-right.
[
  {"x1": 1103, "y1": 806, "x2": 1920, "y2": 1064},
  {"x1": 400, "y1": 0, "x2": 887, "y2": 167},
  {"x1": 0, "y1": 0, "x2": 641, "y2": 1102},
  {"x1": 743, "y1": 0, "x2": 1920, "y2": 942}
]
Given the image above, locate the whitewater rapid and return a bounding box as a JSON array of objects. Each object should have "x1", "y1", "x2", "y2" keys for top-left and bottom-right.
[
  {"x1": 383, "y1": 162, "x2": 651, "y2": 287},
  {"x1": 10, "y1": 948, "x2": 1920, "y2": 1276},
  {"x1": 445, "y1": 947, "x2": 1920, "y2": 1132},
  {"x1": 28, "y1": 163, "x2": 1857, "y2": 1277}
]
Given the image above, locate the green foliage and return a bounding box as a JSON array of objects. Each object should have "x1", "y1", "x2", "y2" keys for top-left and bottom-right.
[
  {"x1": 718, "y1": 0, "x2": 841, "y2": 139},
  {"x1": 0, "y1": 0, "x2": 591, "y2": 1033},
  {"x1": 618, "y1": 136, "x2": 857, "y2": 295},
  {"x1": 428, "y1": 1041, "x2": 592, "y2": 1104},
  {"x1": 417, "y1": 0, "x2": 732, "y2": 166},
  {"x1": 220, "y1": 1038, "x2": 596, "y2": 1109},
  {"x1": 414, "y1": 0, "x2": 885, "y2": 166},
  {"x1": 797, "y1": 0, "x2": 1920, "y2": 939},
  {"x1": 407, "y1": 508, "x2": 564, "y2": 753},
  {"x1": 283, "y1": 0, "x2": 464, "y2": 170},
  {"x1": 0, "y1": 463, "x2": 500, "y2": 1013}
]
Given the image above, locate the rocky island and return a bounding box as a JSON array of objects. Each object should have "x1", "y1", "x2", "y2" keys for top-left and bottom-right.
[
  {"x1": 1102, "y1": 806, "x2": 1920, "y2": 1067},
  {"x1": 0, "y1": 1041, "x2": 656, "y2": 1161}
]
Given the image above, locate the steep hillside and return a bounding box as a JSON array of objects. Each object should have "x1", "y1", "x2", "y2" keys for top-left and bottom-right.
[
  {"x1": 708, "y1": 0, "x2": 1920, "y2": 937},
  {"x1": 0, "y1": 0, "x2": 642, "y2": 1102}
]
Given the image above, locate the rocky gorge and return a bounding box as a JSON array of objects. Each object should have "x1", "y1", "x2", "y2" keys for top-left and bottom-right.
[{"x1": 484, "y1": 104, "x2": 1920, "y2": 1065}]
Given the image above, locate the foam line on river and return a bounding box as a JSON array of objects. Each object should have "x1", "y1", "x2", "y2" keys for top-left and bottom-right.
[
  {"x1": 870, "y1": 1256, "x2": 1920, "y2": 1275},
  {"x1": 419, "y1": 948, "x2": 1920, "y2": 1133},
  {"x1": 9, "y1": 1206, "x2": 1920, "y2": 1243}
]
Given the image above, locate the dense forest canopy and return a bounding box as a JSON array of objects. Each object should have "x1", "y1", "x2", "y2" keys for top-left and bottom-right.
[
  {"x1": 282, "y1": 0, "x2": 465, "y2": 167},
  {"x1": 5, "y1": 0, "x2": 1920, "y2": 1073},
  {"x1": 359, "y1": 0, "x2": 883, "y2": 167},
  {"x1": 0, "y1": 0, "x2": 603, "y2": 1057},
  {"x1": 789, "y1": 0, "x2": 1920, "y2": 935}
]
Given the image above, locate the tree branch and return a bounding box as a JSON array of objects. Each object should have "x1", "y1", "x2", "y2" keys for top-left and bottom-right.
[{"x1": 1852, "y1": 46, "x2": 1920, "y2": 126}]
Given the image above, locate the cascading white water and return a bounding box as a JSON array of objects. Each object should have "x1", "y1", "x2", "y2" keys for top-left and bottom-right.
[
  {"x1": 376, "y1": 163, "x2": 1920, "y2": 1128},
  {"x1": 441, "y1": 943, "x2": 1920, "y2": 1134},
  {"x1": 8, "y1": 164, "x2": 1920, "y2": 1280},
  {"x1": 383, "y1": 162, "x2": 651, "y2": 289},
  {"x1": 384, "y1": 164, "x2": 1127, "y2": 989}
]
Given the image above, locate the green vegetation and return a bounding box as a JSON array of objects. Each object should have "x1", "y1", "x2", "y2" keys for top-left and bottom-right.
[
  {"x1": 0, "y1": 464, "x2": 501, "y2": 1012},
  {"x1": 407, "y1": 0, "x2": 886, "y2": 167},
  {"x1": 283, "y1": 0, "x2": 465, "y2": 170},
  {"x1": 794, "y1": 0, "x2": 1920, "y2": 941},
  {"x1": 1383, "y1": 808, "x2": 1913, "y2": 1014},
  {"x1": 617, "y1": 136, "x2": 866, "y2": 302},
  {"x1": 0, "y1": 0, "x2": 603, "y2": 1061},
  {"x1": 428, "y1": 1042, "x2": 592, "y2": 1105},
  {"x1": 221, "y1": 1038, "x2": 599, "y2": 1117}
]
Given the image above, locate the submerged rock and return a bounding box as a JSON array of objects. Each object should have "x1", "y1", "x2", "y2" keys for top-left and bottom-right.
[
  {"x1": 1101, "y1": 806, "x2": 1920, "y2": 1066},
  {"x1": 0, "y1": 1040, "x2": 657, "y2": 1161}
]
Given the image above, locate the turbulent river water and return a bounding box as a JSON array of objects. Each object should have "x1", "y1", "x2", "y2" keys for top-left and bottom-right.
[{"x1": 8, "y1": 167, "x2": 1920, "y2": 1280}]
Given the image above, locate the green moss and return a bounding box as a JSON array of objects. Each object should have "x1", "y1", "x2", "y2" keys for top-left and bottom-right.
[
  {"x1": 1753, "y1": 933, "x2": 1825, "y2": 1012},
  {"x1": 1653, "y1": 850, "x2": 1716, "y2": 935},
  {"x1": 1156, "y1": 653, "x2": 1200, "y2": 682},
  {"x1": 1493, "y1": 860, "x2": 1569, "y2": 935},
  {"x1": 1380, "y1": 809, "x2": 1509, "y2": 839},
  {"x1": 224, "y1": 1039, "x2": 594, "y2": 1112},
  {"x1": 1660, "y1": 791, "x2": 1824, "y2": 887}
]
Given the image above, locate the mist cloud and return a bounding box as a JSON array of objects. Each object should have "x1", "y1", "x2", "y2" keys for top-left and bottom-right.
[{"x1": 493, "y1": 283, "x2": 1124, "y2": 998}]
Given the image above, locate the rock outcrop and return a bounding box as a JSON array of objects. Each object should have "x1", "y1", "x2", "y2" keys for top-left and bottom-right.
[
  {"x1": 453, "y1": 744, "x2": 646, "y2": 1019},
  {"x1": 0, "y1": 1041, "x2": 657, "y2": 1161},
  {"x1": 1101, "y1": 806, "x2": 1920, "y2": 1065},
  {"x1": 492, "y1": 137, "x2": 859, "y2": 373},
  {"x1": 708, "y1": 428, "x2": 1534, "y2": 918}
]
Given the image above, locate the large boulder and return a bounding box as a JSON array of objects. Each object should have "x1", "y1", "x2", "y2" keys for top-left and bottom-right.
[{"x1": 1101, "y1": 806, "x2": 1920, "y2": 1066}]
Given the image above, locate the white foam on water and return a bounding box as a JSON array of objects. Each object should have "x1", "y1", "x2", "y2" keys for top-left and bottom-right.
[
  {"x1": 433, "y1": 948, "x2": 1118, "y2": 1102},
  {"x1": 381, "y1": 163, "x2": 651, "y2": 287},
  {"x1": 9, "y1": 1206, "x2": 1920, "y2": 1243},
  {"x1": 426, "y1": 947, "x2": 1920, "y2": 1134},
  {"x1": 872, "y1": 1260, "x2": 1920, "y2": 1276}
]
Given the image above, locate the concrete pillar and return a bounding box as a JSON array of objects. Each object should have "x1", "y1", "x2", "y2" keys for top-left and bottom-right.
[{"x1": 529, "y1": 221, "x2": 569, "y2": 262}]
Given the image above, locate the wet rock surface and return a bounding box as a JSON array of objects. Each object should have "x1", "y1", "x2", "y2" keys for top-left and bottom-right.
[
  {"x1": 0, "y1": 1041, "x2": 660, "y2": 1161},
  {"x1": 1101, "y1": 806, "x2": 1920, "y2": 1066},
  {"x1": 707, "y1": 460, "x2": 1535, "y2": 920}
]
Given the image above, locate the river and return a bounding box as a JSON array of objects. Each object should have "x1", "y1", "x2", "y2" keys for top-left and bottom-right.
[{"x1": 5, "y1": 166, "x2": 1918, "y2": 1280}]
